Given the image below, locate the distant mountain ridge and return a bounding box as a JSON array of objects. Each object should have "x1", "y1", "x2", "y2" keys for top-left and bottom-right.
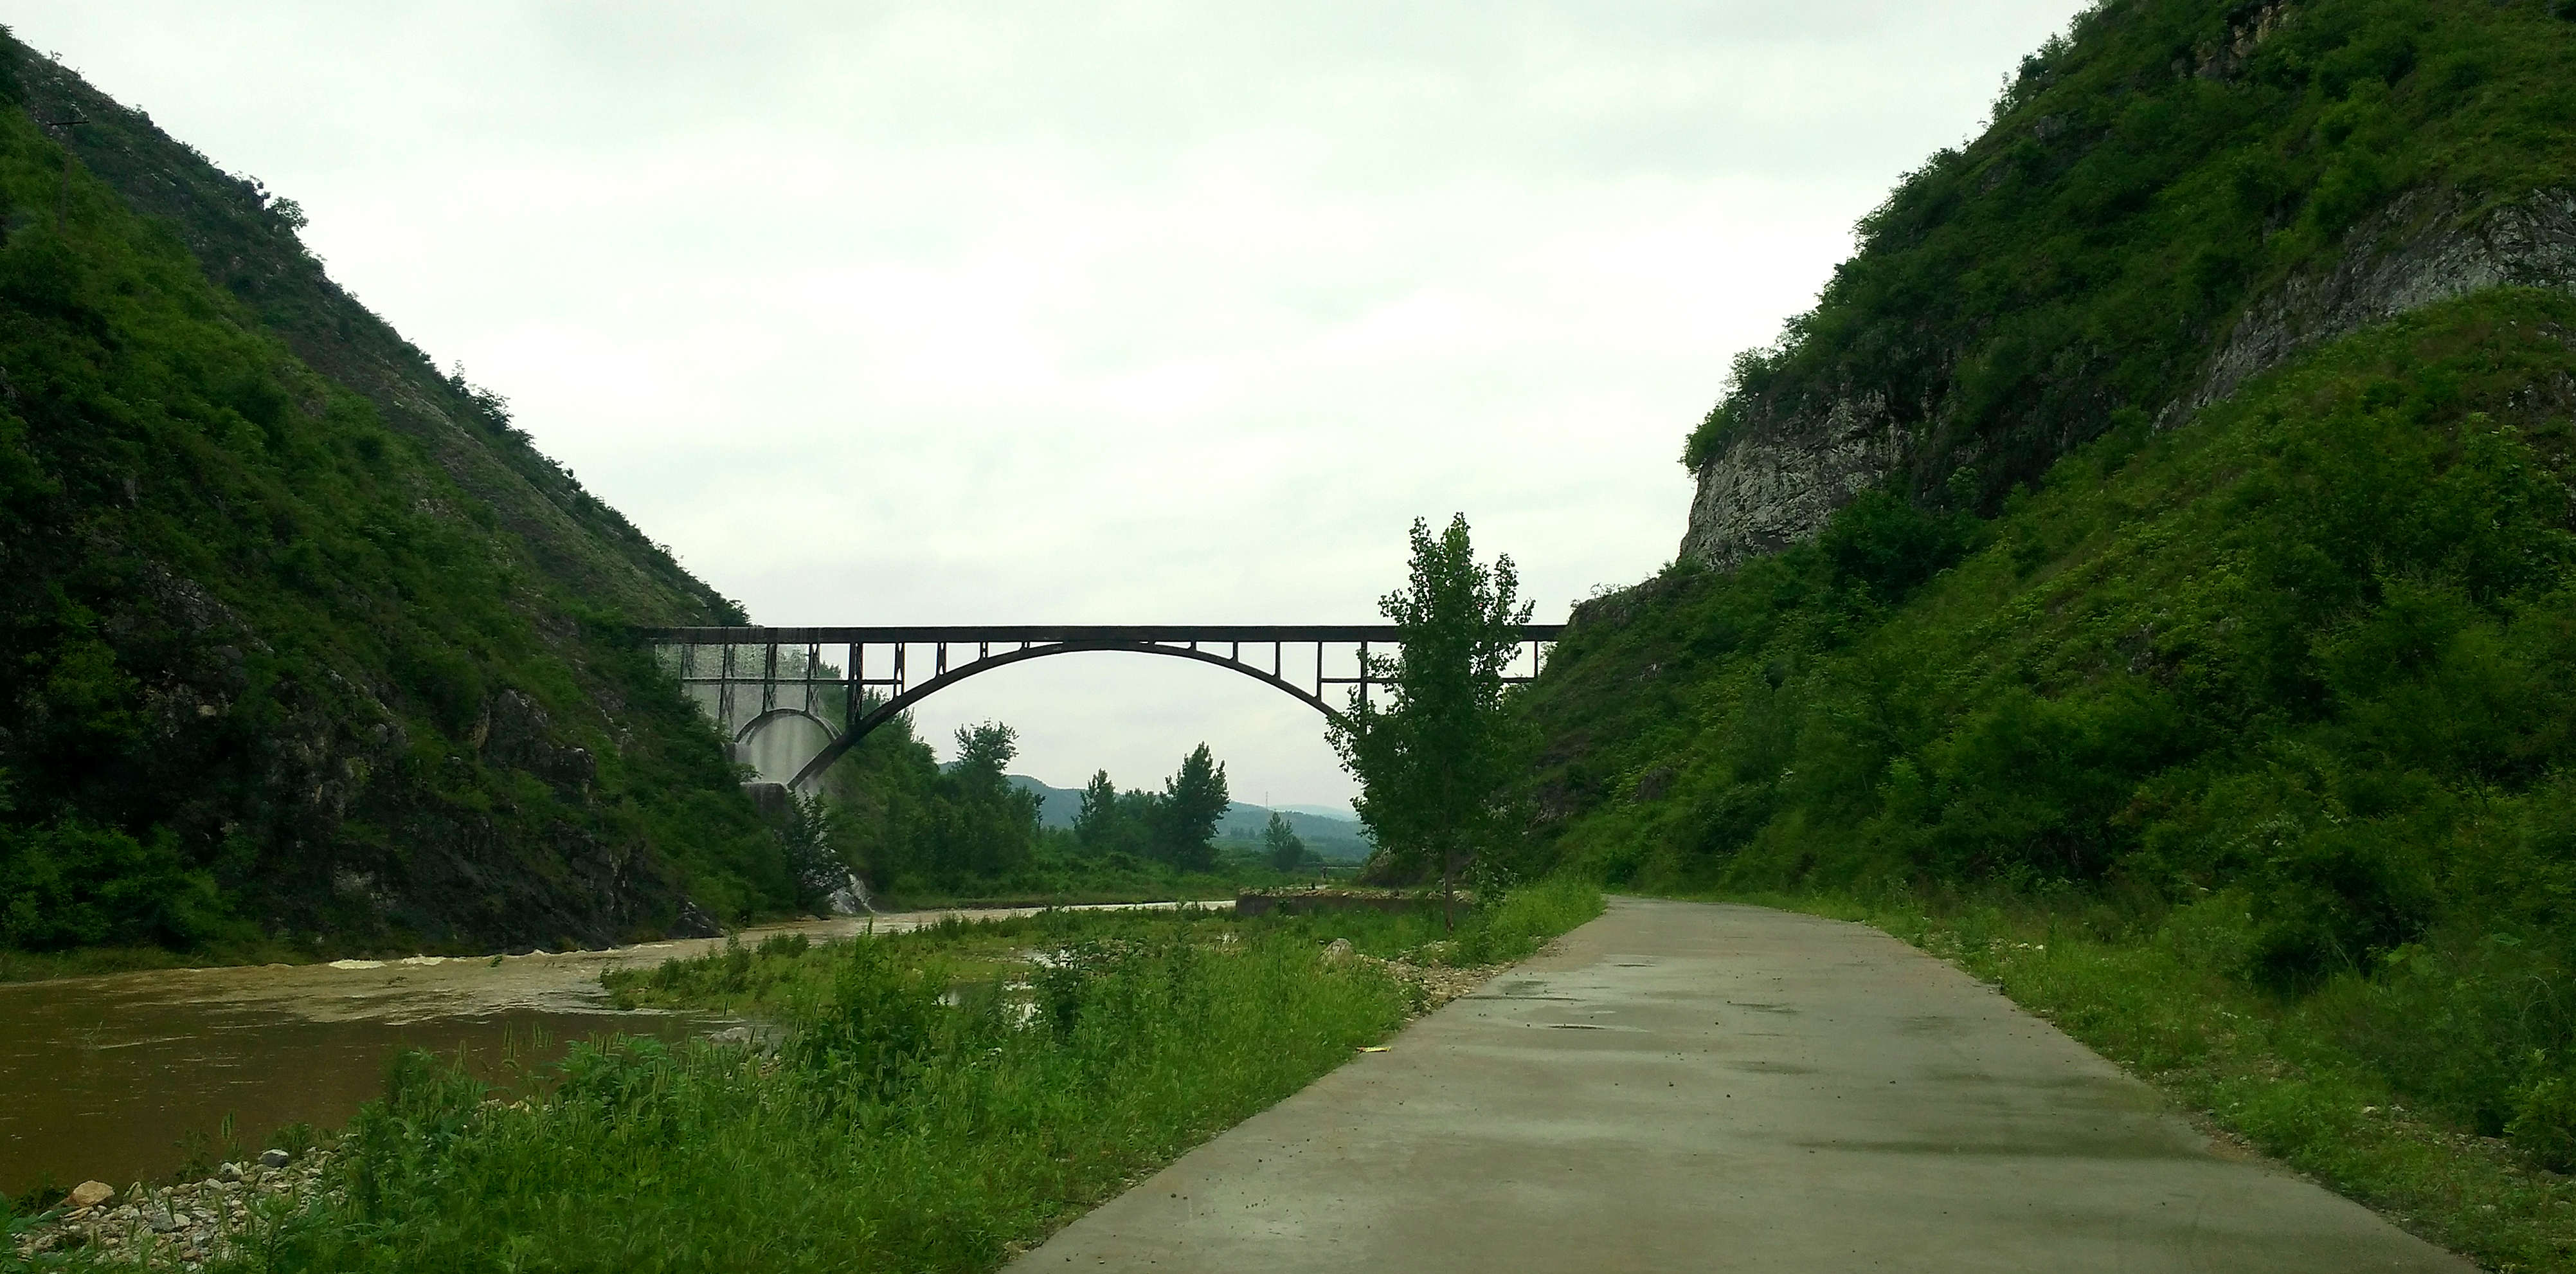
[{"x1": 1005, "y1": 776, "x2": 1373, "y2": 862}]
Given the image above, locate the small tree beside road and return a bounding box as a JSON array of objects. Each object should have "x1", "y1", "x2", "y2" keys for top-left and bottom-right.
[{"x1": 1329, "y1": 514, "x2": 1534, "y2": 929}]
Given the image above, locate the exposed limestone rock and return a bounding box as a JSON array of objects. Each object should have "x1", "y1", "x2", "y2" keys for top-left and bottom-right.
[
  {"x1": 1675, "y1": 187, "x2": 2576, "y2": 573},
  {"x1": 1677, "y1": 390, "x2": 1908, "y2": 572},
  {"x1": 2177, "y1": 187, "x2": 2576, "y2": 421},
  {"x1": 2181, "y1": 0, "x2": 2296, "y2": 82}
]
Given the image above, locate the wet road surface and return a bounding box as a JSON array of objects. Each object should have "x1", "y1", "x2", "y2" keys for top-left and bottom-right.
[{"x1": 1014, "y1": 896, "x2": 2469, "y2": 1273}]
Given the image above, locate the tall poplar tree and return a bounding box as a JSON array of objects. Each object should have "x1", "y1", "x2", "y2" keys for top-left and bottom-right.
[{"x1": 1329, "y1": 514, "x2": 1533, "y2": 928}]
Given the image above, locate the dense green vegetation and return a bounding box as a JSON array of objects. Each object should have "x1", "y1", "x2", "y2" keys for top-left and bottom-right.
[
  {"x1": 0, "y1": 36, "x2": 791, "y2": 959},
  {"x1": 1523, "y1": 2, "x2": 2576, "y2": 1251},
  {"x1": 1684, "y1": 0, "x2": 2576, "y2": 505},
  {"x1": 1069, "y1": 745, "x2": 1232, "y2": 870},
  {"x1": 1533, "y1": 289, "x2": 2576, "y2": 1169},
  {"x1": 3, "y1": 886, "x2": 1598, "y2": 1272},
  {"x1": 815, "y1": 713, "x2": 1312, "y2": 905},
  {"x1": 1009, "y1": 774, "x2": 1371, "y2": 864},
  {"x1": 9, "y1": 37, "x2": 731, "y2": 628}
]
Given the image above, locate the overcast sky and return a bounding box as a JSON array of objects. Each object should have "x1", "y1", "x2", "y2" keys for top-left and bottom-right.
[{"x1": 15, "y1": 2, "x2": 2084, "y2": 810}]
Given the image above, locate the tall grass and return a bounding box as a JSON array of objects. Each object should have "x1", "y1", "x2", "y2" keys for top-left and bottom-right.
[
  {"x1": 84, "y1": 889, "x2": 1600, "y2": 1273},
  {"x1": 208, "y1": 927, "x2": 1400, "y2": 1272},
  {"x1": 1218, "y1": 878, "x2": 1605, "y2": 967}
]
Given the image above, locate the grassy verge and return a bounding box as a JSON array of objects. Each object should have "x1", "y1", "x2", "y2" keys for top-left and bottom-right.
[
  {"x1": 1239, "y1": 878, "x2": 1607, "y2": 967},
  {"x1": 11, "y1": 884, "x2": 1598, "y2": 1273},
  {"x1": 1725, "y1": 887, "x2": 2576, "y2": 1273},
  {"x1": 865, "y1": 882, "x2": 1238, "y2": 911}
]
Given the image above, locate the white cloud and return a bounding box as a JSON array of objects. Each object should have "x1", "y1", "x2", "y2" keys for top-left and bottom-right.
[{"x1": 15, "y1": 0, "x2": 2088, "y2": 802}]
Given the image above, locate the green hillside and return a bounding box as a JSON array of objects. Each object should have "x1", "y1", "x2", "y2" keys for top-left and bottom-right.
[
  {"x1": 1682, "y1": 0, "x2": 2575, "y2": 514},
  {"x1": 0, "y1": 35, "x2": 800, "y2": 962},
  {"x1": 1519, "y1": 0, "x2": 2576, "y2": 1258}
]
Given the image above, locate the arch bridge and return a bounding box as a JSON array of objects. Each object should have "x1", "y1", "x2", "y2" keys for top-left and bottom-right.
[{"x1": 644, "y1": 624, "x2": 1564, "y2": 791}]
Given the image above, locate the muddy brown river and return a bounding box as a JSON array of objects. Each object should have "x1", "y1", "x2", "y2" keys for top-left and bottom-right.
[{"x1": 0, "y1": 904, "x2": 1212, "y2": 1197}]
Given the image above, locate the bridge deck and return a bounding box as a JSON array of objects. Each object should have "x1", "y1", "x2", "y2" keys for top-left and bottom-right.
[
  {"x1": 644, "y1": 624, "x2": 1569, "y2": 790},
  {"x1": 643, "y1": 624, "x2": 1565, "y2": 644}
]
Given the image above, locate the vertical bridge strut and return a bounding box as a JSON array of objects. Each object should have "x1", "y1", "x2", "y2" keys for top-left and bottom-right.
[{"x1": 645, "y1": 624, "x2": 1565, "y2": 791}]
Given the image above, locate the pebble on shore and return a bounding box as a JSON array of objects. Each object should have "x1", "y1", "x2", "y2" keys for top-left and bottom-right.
[{"x1": 12, "y1": 1148, "x2": 338, "y2": 1268}]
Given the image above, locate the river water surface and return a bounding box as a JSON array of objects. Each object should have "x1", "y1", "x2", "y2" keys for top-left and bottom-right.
[{"x1": 1, "y1": 904, "x2": 1210, "y2": 1196}]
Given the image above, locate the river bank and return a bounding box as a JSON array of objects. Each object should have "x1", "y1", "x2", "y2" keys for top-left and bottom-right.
[
  {"x1": 12, "y1": 1147, "x2": 338, "y2": 1269},
  {"x1": 0, "y1": 902, "x2": 1228, "y2": 1199},
  {"x1": 6, "y1": 884, "x2": 1601, "y2": 1273}
]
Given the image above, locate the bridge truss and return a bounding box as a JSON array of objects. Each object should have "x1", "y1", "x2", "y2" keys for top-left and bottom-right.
[{"x1": 643, "y1": 624, "x2": 1565, "y2": 790}]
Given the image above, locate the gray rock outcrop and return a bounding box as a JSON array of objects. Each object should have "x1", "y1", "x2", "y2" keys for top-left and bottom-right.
[
  {"x1": 2177, "y1": 187, "x2": 2576, "y2": 421},
  {"x1": 1675, "y1": 187, "x2": 2576, "y2": 573},
  {"x1": 1677, "y1": 390, "x2": 1909, "y2": 572}
]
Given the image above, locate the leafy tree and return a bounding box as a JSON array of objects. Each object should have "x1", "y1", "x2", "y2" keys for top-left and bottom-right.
[
  {"x1": 922, "y1": 722, "x2": 1040, "y2": 884},
  {"x1": 952, "y1": 722, "x2": 1018, "y2": 783},
  {"x1": 1262, "y1": 812, "x2": 1310, "y2": 875},
  {"x1": 1151, "y1": 744, "x2": 1229, "y2": 871},
  {"x1": 1065, "y1": 768, "x2": 1162, "y2": 860},
  {"x1": 1331, "y1": 514, "x2": 1533, "y2": 927},
  {"x1": 1073, "y1": 770, "x2": 1121, "y2": 850}
]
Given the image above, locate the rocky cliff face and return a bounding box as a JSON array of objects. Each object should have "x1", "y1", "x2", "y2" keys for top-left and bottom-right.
[
  {"x1": 1677, "y1": 391, "x2": 1907, "y2": 571},
  {"x1": 1669, "y1": 0, "x2": 2576, "y2": 576},
  {"x1": 1679, "y1": 185, "x2": 2576, "y2": 572},
  {"x1": 2181, "y1": 186, "x2": 2576, "y2": 418}
]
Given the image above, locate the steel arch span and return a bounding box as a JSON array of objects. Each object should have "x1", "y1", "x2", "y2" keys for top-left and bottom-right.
[{"x1": 643, "y1": 624, "x2": 1565, "y2": 791}]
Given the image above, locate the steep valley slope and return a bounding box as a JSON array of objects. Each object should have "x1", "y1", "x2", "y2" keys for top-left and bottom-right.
[
  {"x1": 1517, "y1": 0, "x2": 2576, "y2": 1186},
  {"x1": 0, "y1": 34, "x2": 798, "y2": 960}
]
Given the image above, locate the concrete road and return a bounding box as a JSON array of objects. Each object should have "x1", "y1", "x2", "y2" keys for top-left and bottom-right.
[{"x1": 1013, "y1": 896, "x2": 2469, "y2": 1273}]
